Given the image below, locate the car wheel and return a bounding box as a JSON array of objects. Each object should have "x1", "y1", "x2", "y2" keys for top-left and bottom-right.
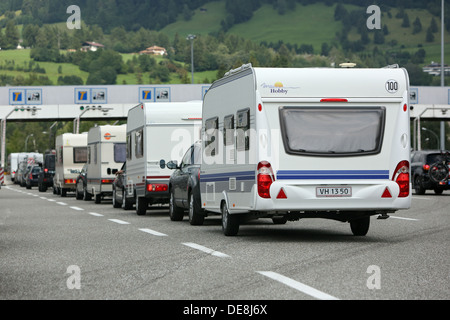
[
  {"x1": 434, "y1": 188, "x2": 444, "y2": 195},
  {"x1": 169, "y1": 189, "x2": 184, "y2": 221},
  {"x1": 61, "y1": 188, "x2": 67, "y2": 197},
  {"x1": 188, "y1": 192, "x2": 204, "y2": 225},
  {"x1": 26, "y1": 182, "x2": 31, "y2": 189},
  {"x1": 414, "y1": 176, "x2": 426, "y2": 195},
  {"x1": 136, "y1": 194, "x2": 147, "y2": 216},
  {"x1": 122, "y1": 189, "x2": 133, "y2": 210},
  {"x1": 221, "y1": 202, "x2": 239, "y2": 236},
  {"x1": 350, "y1": 216, "x2": 370, "y2": 236},
  {"x1": 112, "y1": 188, "x2": 121, "y2": 208}
]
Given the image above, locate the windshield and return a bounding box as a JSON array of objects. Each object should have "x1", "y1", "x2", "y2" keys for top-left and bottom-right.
[{"x1": 279, "y1": 107, "x2": 386, "y2": 156}]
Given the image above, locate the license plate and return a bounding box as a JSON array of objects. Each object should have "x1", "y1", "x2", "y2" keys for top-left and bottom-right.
[{"x1": 316, "y1": 186, "x2": 352, "y2": 197}]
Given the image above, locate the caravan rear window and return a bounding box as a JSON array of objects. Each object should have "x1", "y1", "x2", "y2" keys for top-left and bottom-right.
[
  {"x1": 114, "y1": 143, "x2": 126, "y2": 163},
  {"x1": 279, "y1": 107, "x2": 385, "y2": 157},
  {"x1": 74, "y1": 147, "x2": 88, "y2": 163}
]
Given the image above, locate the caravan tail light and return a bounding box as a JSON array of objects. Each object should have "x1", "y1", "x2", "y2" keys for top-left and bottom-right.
[
  {"x1": 257, "y1": 161, "x2": 275, "y2": 199},
  {"x1": 393, "y1": 161, "x2": 409, "y2": 198},
  {"x1": 101, "y1": 179, "x2": 113, "y2": 184},
  {"x1": 147, "y1": 184, "x2": 168, "y2": 192},
  {"x1": 64, "y1": 179, "x2": 76, "y2": 184}
]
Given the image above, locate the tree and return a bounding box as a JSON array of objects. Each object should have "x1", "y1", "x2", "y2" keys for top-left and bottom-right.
[
  {"x1": 412, "y1": 17, "x2": 422, "y2": 34},
  {"x1": 426, "y1": 27, "x2": 434, "y2": 42},
  {"x1": 401, "y1": 13, "x2": 410, "y2": 28},
  {"x1": 430, "y1": 18, "x2": 438, "y2": 33},
  {"x1": 4, "y1": 19, "x2": 19, "y2": 49}
]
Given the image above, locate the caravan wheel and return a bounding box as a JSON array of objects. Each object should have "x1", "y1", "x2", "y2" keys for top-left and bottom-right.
[
  {"x1": 136, "y1": 195, "x2": 147, "y2": 216},
  {"x1": 221, "y1": 202, "x2": 239, "y2": 236},
  {"x1": 350, "y1": 216, "x2": 370, "y2": 236}
]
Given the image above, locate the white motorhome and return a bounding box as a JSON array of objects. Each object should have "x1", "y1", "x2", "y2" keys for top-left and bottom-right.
[
  {"x1": 54, "y1": 133, "x2": 88, "y2": 197},
  {"x1": 85, "y1": 124, "x2": 127, "y2": 203},
  {"x1": 200, "y1": 64, "x2": 411, "y2": 236},
  {"x1": 125, "y1": 101, "x2": 202, "y2": 215},
  {"x1": 9, "y1": 152, "x2": 43, "y2": 182}
]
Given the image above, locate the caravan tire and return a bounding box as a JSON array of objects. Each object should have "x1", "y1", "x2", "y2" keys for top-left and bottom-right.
[
  {"x1": 83, "y1": 187, "x2": 92, "y2": 201},
  {"x1": 136, "y1": 196, "x2": 147, "y2": 216},
  {"x1": 94, "y1": 193, "x2": 102, "y2": 204},
  {"x1": 122, "y1": 190, "x2": 133, "y2": 210},
  {"x1": 188, "y1": 192, "x2": 204, "y2": 225},
  {"x1": 169, "y1": 190, "x2": 184, "y2": 221},
  {"x1": 221, "y1": 202, "x2": 239, "y2": 236},
  {"x1": 350, "y1": 216, "x2": 370, "y2": 236}
]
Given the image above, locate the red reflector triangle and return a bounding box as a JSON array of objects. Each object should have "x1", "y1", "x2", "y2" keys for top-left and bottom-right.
[
  {"x1": 277, "y1": 188, "x2": 287, "y2": 199},
  {"x1": 381, "y1": 187, "x2": 392, "y2": 198}
]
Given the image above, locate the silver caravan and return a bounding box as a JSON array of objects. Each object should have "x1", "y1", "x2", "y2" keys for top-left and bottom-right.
[
  {"x1": 125, "y1": 101, "x2": 202, "y2": 215},
  {"x1": 84, "y1": 124, "x2": 127, "y2": 203},
  {"x1": 54, "y1": 133, "x2": 88, "y2": 197},
  {"x1": 200, "y1": 64, "x2": 411, "y2": 236}
]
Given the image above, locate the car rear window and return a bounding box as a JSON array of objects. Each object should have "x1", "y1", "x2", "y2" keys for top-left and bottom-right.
[
  {"x1": 279, "y1": 107, "x2": 386, "y2": 157},
  {"x1": 426, "y1": 153, "x2": 447, "y2": 164}
]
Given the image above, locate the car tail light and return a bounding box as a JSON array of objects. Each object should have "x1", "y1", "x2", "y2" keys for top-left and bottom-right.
[
  {"x1": 257, "y1": 161, "x2": 275, "y2": 198},
  {"x1": 29, "y1": 174, "x2": 33, "y2": 179},
  {"x1": 423, "y1": 164, "x2": 430, "y2": 171},
  {"x1": 44, "y1": 168, "x2": 48, "y2": 173},
  {"x1": 147, "y1": 184, "x2": 168, "y2": 192},
  {"x1": 393, "y1": 161, "x2": 409, "y2": 198}
]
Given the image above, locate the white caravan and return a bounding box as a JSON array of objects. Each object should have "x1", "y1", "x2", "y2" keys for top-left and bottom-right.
[
  {"x1": 9, "y1": 152, "x2": 43, "y2": 182},
  {"x1": 54, "y1": 133, "x2": 88, "y2": 197},
  {"x1": 125, "y1": 101, "x2": 202, "y2": 215},
  {"x1": 85, "y1": 124, "x2": 127, "y2": 203},
  {"x1": 200, "y1": 64, "x2": 411, "y2": 236}
]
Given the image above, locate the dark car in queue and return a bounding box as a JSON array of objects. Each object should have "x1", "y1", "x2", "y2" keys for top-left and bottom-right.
[
  {"x1": 38, "y1": 153, "x2": 56, "y2": 192},
  {"x1": 167, "y1": 141, "x2": 204, "y2": 225},
  {"x1": 25, "y1": 165, "x2": 43, "y2": 189},
  {"x1": 75, "y1": 163, "x2": 90, "y2": 200},
  {"x1": 112, "y1": 162, "x2": 133, "y2": 209},
  {"x1": 411, "y1": 150, "x2": 450, "y2": 194}
]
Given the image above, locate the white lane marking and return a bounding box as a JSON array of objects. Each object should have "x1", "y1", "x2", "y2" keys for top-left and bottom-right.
[
  {"x1": 56, "y1": 202, "x2": 67, "y2": 206},
  {"x1": 40, "y1": 197, "x2": 48, "y2": 200},
  {"x1": 47, "y1": 199, "x2": 56, "y2": 202},
  {"x1": 138, "y1": 228, "x2": 168, "y2": 237},
  {"x1": 257, "y1": 271, "x2": 339, "y2": 300},
  {"x1": 389, "y1": 215, "x2": 420, "y2": 221},
  {"x1": 412, "y1": 196, "x2": 432, "y2": 200},
  {"x1": 108, "y1": 219, "x2": 130, "y2": 225},
  {"x1": 88, "y1": 212, "x2": 103, "y2": 217},
  {"x1": 69, "y1": 206, "x2": 84, "y2": 211},
  {"x1": 182, "y1": 242, "x2": 230, "y2": 258}
]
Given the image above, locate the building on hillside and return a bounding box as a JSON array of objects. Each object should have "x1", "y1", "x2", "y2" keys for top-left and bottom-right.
[
  {"x1": 139, "y1": 46, "x2": 167, "y2": 56},
  {"x1": 422, "y1": 61, "x2": 450, "y2": 76},
  {"x1": 81, "y1": 41, "x2": 105, "y2": 52}
]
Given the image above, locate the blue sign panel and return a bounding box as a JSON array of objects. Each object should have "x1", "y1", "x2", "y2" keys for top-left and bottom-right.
[
  {"x1": 75, "y1": 88, "x2": 107, "y2": 104},
  {"x1": 9, "y1": 89, "x2": 42, "y2": 105}
]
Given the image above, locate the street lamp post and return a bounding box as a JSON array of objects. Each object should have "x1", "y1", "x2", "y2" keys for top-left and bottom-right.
[
  {"x1": 186, "y1": 34, "x2": 196, "y2": 84},
  {"x1": 25, "y1": 134, "x2": 35, "y2": 152}
]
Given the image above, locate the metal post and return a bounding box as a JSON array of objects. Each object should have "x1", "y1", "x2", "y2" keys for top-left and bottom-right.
[
  {"x1": 1, "y1": 119, "x2": 5, "y2": 168},
  {"x1": 187, "y1": 34, "x2": 196, "y2": 84}
]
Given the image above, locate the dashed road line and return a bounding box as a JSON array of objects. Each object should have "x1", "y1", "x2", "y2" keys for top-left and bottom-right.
[
  {"x1": 389, "y1": 215, "x2": 420, "y2": 221},
  {"x1": 88, "y1": 212, "x2": 104, "y2": 217},
  {"x1": 108, "y1": 219, "x2": 130, "y2": 225},
  {"x1": 69, "y1": 206, "x2": 84, "y2": 211},
  {"x1": 138, "y1": 228, "x2": 168, "y2": 237},
  {"x1": 257, "y1": 271, "x2": 339, "y2": 300},
  {"x1": 182, "y1": 242, "x2": 230, "y2": 258},
  {"x1": 56, "y1": 202, "x2": 67, "y2": 206}
]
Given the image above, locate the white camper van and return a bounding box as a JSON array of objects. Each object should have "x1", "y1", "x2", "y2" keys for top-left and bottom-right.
[
  {"x1": 84, "y1": 124, "x2": 127, "y2": 203},
  {"x1": 54, "y1": 133, "x2": 88, "y2": 197},
  {"x1": 9, "y1": 152, "x2": 43, "y2": 183},
  {"x1": 200, "y1": 64, "x2": 411, "y2": 236},
  {"x1": 125, "y1": 101, "x2": 202, "y2": 215}
]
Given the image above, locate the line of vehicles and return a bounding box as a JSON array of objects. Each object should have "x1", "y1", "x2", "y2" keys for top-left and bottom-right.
[{"x1": 6, "y1": 65, "x2": 450, "y2": 237}]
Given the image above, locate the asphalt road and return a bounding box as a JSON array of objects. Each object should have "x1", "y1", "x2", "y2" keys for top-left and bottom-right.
[{"x1": 1, "y1": 177, "x2": 449, "y2": 305}]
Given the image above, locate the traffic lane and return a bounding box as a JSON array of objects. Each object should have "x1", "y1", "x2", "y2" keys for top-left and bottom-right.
[{"x1": 2, "y1": 186, "x2": 449, "y2": 300}]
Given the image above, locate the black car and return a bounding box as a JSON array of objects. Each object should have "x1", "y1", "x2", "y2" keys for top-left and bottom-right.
[
  {"x1": 411, "y1": 150, "x2": 450, "y2": 195},
  {"x1": 167, "y1": 142, "x2": 204, "y2": 225},
  {"x1": 38, "y1": 153, "x2": 56, "y2": 192},
  {"x1": 25, "y1": 165, "x2": 43, "y2": 189},
  {"x1": 75, "y1": 164, "x2": 90, "y2": 200},
  {"x1": 112, "y1": 162, "x2": 133, "y2": 209}
]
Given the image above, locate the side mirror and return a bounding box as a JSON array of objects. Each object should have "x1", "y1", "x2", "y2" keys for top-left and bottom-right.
[{"x1": 166, "y1": 160, "x2": 178, "y2": 170}]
